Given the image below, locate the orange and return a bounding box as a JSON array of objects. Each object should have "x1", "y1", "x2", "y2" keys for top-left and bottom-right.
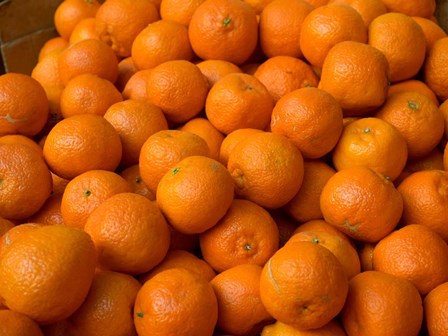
[
  {"x1": 95, "y1": 0, "x2": 160, "y2": 57},
  {"x1": 43, "y1": 114, "x2": 122, "y2": 180},
  {"x1": 41, "y1": 85, "x2": 64, "y2": 133},
  {"x1": 0, "y1": 134, "x2": 43, "y2": 157},
  {"x1": 318, "y1": 40, "x2": 389, "y2": 116},
  {"x1": 332, "y1": 117, "x2": 408, "y2": 181},
  {"x1": 121, "y1": 69, "x2": 152, "y2": 101},
  {"x1": 320, "y1": 166, "x2": 403, "y2": 242},
  {"x1": 253, "y1": 56, "x2": 319, "y2": 103},
  {"x1": 139, "y1": 129, "x2": 210, "y2": 193},
  {"x1": 287, "y1": 230, "x2": 361, "y2": 279},
  {"x1": 188, "y1": 0, "x2": 259, "y2": 65},
  {"x1": 178, "y1": 117, "x2": 225, "y2": 161},
  {"x1": 0, "y1": 224, "x2": 43, "y2": 260},
  {"x1": 28, "y1": 194, "x2": 65, "y2": 226},
  {"x1": 0, "y1": 143, "x2": 52, "y2": 221},
  {"x1": 359, "y1": 242, "x2": 375, "y2": 272},
  {"x1": 228, "y1": 131, "x2": 304, "y2": 208},
  {"x1": 31, "y1": 49, "x2": 64, "y2": 88},
  {"x1": 69, "y1": 17, "x2": 99, "y2": 44},
  {"x1": 397, "y1": 170, "x2": 448, "y2": 242},
  {"x1": 145, "y1": 60, "x2": 209, "y2": 125},
  {"x1": 413, "y1": 16, "x2": 447, "y2": 55},
  {"x1": 368, "y1": 12, "x2": 426, "y2": 83},
  {"x1": 303, "y1": 0, "x2": 328, "y2": 5},
  {"x1": 160, "y1": 0, "x2": 206, "y2": 26},
  {"x1": 139, "y1": 249, "x2": 216, "y2": 283},
  {"x1": 258, "y1": 0, "x2": 314, "y2": 59},
  {"x1": 219, "y1": 128, "x2": 263, "y2": 166},
  {"x1": 67, "y1": 270, "x2": 141, "y2": 336},
  {"x1": 424, "y1": 37, "x2": 448, "y2": 101},
  {"x1": 375, "y1": 91, "x2": 444, "y2": 159},
  {"x1": 119, "y1": 164, "x2": 155, "y2": 201},
  {"x1": 205, "y1": 73, "x2": 274, "y2": 134},
  {"x1": 243, "y1": 0, "x2": 275, "y2": 14},
  {"x1": 300, "y1": 3, "x2": 367, "y2": 68},
  {"x1": 38, "y1": 37, "x2": 69, "y2": 62},
  {"x1": 156, "y1": 155, "x2": 234, "y2": 234},
  {"x1": 261, "y1": 319, "x2": 346, "y2": 336},
  {"x1": 51, "y1": 172, "x2": 70, "y2": 196},
  {"x1": 0, "y1": 73, "x2": 49, "y2": 137},
  {"x1": 133, "y1": 268, "x2": 218, "y2": 336},
  {"x1": 284, "y1": 160, "x2": 336, "y2": 223},
  {"x1": 424, "y1": 282, "x2": 448, "y2": 336},
  {"x1": 104, "y1": 99, "x2": 168, "y2": 167},
  {"x1": 381, "y1": 0, "x2": 436, "y2": 19},
  {"x1": 341, "y1": 270, "x2": 423, "y2": 336},
  {"x1": 196, "y1": 59, "x2": 243, "y2": 88},
  {"x1": 53, "y1": 0, "x2": 101, "y2": 40},
  {"x1": 211, "y1": 264, "x2": 273, "y2": 335},
  {"x1": 199, "y1": 199, "x2": 279, "y2": 272},
  {"x1": 441, "y1": 98, "x2": 448, "y2": 140},
  {"x1": 115, "y1": 57, "x2": 138, "y2": 92},
  {"x1": 60, "y1": 73, "x2": 123, "y2": 118},
  {"x1": 271, "y1": 87, "x2": 343, "y2": 158},
  {"x1": 0, "y1": 225, "x2": 96, "y2": 324},
  {"x1": 373, "y1": 224, "x2": 448, "y2": 295},
  {"x1": 294, "y1": 219, "x2": 353, "y2": 245},
  {"x1": 387, "y1": 79, "x2": 440, "y2": 106},
  {"x1": 131, "y1": 19, "x2": 193, "y2": 70},
  {"x1": 0, "y1": 310, "x2": 43, "y2": 336},
  {"x1": 260, "y1": 241, "x2": 348, "y2": 330},
  {"x1": 58, "y1": 38, "x2": 119, "y2": 85},
  {"x1": 85, "y1": 193, "x2": 170, "y2": 275},
  {"x1": 328, "y1": 0, "x2": 387, "y2": 26},
  {"x1": 61, "y1": 170, "x2": 131, "y2": 229},
  {"x1": 0, "y1": 217, "x2": 14, "y2": 239}
]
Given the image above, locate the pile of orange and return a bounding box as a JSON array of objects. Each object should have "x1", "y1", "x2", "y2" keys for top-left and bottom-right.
[{"x1": 1, "y1": 0, "x2": 448, "y2": 335}]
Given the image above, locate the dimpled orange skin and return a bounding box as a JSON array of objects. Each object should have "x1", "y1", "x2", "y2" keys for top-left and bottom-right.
[{"x1": 0, "y1": 310, "x2": 43, "y2": 336}]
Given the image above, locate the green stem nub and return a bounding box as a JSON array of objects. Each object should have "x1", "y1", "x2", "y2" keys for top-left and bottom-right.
[
  {"x1": 223, "y1": 17, "x2": 232, "y2": 27},
  {"x1": 83, "y1": 189, "x2": 91, "y2": 197},
  {"x1": 136, "y1": 312, "x2": 144, "y2": 318}
]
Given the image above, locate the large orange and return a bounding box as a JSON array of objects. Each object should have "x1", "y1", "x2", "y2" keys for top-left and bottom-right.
[
  {"x1": 0, "y1": 225, "x2": 97, "y2": 324},
  {"x1": 424, "y1": 282, "x2": 448, "y2": 336},
  {"x1": 134, "y1": 268, "x2": 218, "y2": 336},
  {"x1": 84, "y1": 192, "x2": 171, "y2": 275},
  {"x1": 320, "y1": 166, "x2": 403, "y2": 242},
  {"x1": 271, "y1": 87, "x2": 343, "y2": 159},
  {"x1": 188, "y1": 0, "x2": 258, "y2": 65},
  {"x1": 424, "y1": 37, "x2": 448, "y2": 101},
  {"x1": 0, "y1": 310, "x2": 43, "y2": 336},
  {"x1": 156, "y1": 156, "x2": 234, "y2": 234}
]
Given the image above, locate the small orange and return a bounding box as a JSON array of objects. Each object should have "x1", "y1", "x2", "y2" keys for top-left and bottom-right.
[
  {"x1": 260, "y1": 241, "x2": 348, "y2": 330},
  {"x1": 134, "y1": 268, "x2": 218, "y2": 336},
  {"x1": 196, "y1": 59, "x2": 242, "y2": 88},
  {"x1": 145, "y1": 60, "x2": 209, "y2": 125},
  {"x1": 60, "y1": 73, "x2": 123, "y2": 118},
  {"x1": 156, "y1": 156, "x2": 234, "y2": 234},
  {"x1": 188, "y1": 0, "x2": 259, "y2": 65},
  {"x1": 38, "y1": 37, "x2": 69, "y2": 62},
  {"x1": 253, "y1": 56, "x2": 319, "y2": 103},
  {"x1": 58, "y1": 38, "x2": 119, "y2": 85},
  {"x1": 115, "y1": 57, "x2": 138, "y2": 92},
  {"x1": 139, "y1": 129, "x2": 210, "y2": 193},
  {"x1": 53, "y1": 0, "x2": 101, "y2": 40},
  {"x1": 413, "y1": 16, "x2": 447, "y2": 55},
  {"x1": 94, "y1": 0, "x2": 160, "y2": 57},
  {"x1": 424, "y1": 282, "x2": 448, "y2": 336},
  {"x1": 139, "y1": 249, "x2": 216, "y2": 283},
  {"x1": 227, "y1": 131, "x2": 304, "y2": 209},
  {"x1": 243, "y1": 0, "x2": 275, "y2": 14},
  {"x1": 0, "y1": 143, "x2": 52, "y2": 221},
  {"x1": 271, "y1": 87, "x2": 343, "y2": 158},
  {"x1": 0, "y1": 225, "x2": 97, "y2": 324},
  {"x1": 205, "y1": 73, "x2": 274, "y2": 134},
  {"x1": 368, "y1": 12, "x2": 426, "y2": 83},
  {"x1": 261, "y1": 319, "x2": 346, "y2": 336},
  {"x1": 160, "y1": 0, "x2": 206, "y2": 26},
  {"x1": 28, "y1": 194, "x2": 65, "y2": 226},
  {"x1": 441, "y1": 98, "x2": 448, "y2": 140},
  {"x1": 0, "y1": 310, "x2": 43, "y2": 336},
  {"x1": 43, "y1": 114, "x2": 122, "y2": 180},
  {"x1": 424, "y1": 37, "x2": 448, "y2": 101},
  {"x1": 381, "y1": 0, "x2": 436, "y2": 19},
  {"x1": 397, "y1": 170, "x2": 448, "y2": 242},
  {"x1": 119, "y1": 164, "x2": 155, "y2": 201},
  {"x1": 218, "y1": 128, "x2": 263, "y2": 166},
  {"x1": 0, "y1": 217, "x2": 14, "y2": 238},
  {"x1": 199, "y1": 199, "x2": 279, "y2": 272},
  {"x1": 294, "y1": 219, "x2": 353, "y2": 245},
  {"x1": 387, "y1": 79, "x2": 440, "y2": 106},
  {"x1": 320, "y1": 166, "x2": 403, "y2": 242},
  {"x1": 0, "y1": 73, "x2": 49, "y2": 137},
  {"x1": 121, "y1": 69, "x2": 152, "y2": 101},
  {"x1": 318, "y1": 40, "x2": 390, "y2": 116},
  {"x1": 211, "y1": 264, "x2": 273, "y2": 335},
  {"x1": 51, "y1": 172, "x2": 70, "y2": 196},
  {"x1": 61, "y1": 170, "x2": 131, "y2": 229},
  {"x1": 85, "y1": 192, "x2": 171, "y2": 275},
  {"x1": 328, "y1": 0, "x2": 387, "y2": 26},
  {"x1": 67, "y1": 270, "x2": 141, "y2": 336},
  {"x1": 104, "y1": 99, "x2": 168, "y2": 167},
  {"x1": 375, "y1": 91, "x2": 444, "y2": 159},
  {"x1": 258, "y1": 0, "x2": 314, "y2": 59},
  {"x1": 284, "y1": 160, "x2": 336, "y2": 223},
  {"x1": 69, "y1": 17, "x2": 99, "y2": 44},
  {"x1": 131, "y1": 19, "x2": 194, "y2": 70},
  {"x1": 41, "y1": 85, "x2": 64, "y2": 133},
  {"x1": 373, "y1": 224, "x2": 448, "y2": 295},
  {"x1": 300, "y1": 3, "x2": 367, "y2": 68},
  {"x1": 359, "y1": 242, "x2": 375, "y2": 272},
  {"x1": 178, "y1": 117, "x2": 225, "y2": 161},
  {"x1": 31, "y1": 49, "x2": 64, "y2": 88},
  {"x1": 341, "y1": 271, "x2": 423, "y2": 336},
  {"x1": 0, "y1": 134, "x2": 43, "y2": 157}
]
